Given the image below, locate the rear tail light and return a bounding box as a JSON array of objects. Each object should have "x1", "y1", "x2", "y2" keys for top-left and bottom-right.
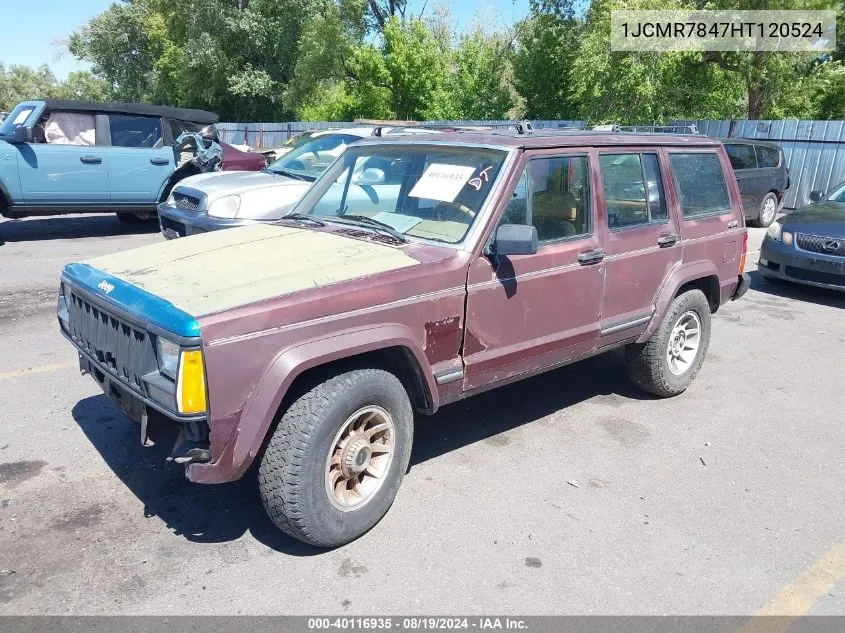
[{"x1": 739, "y1": 230, "x2": 748, "y2": 273}]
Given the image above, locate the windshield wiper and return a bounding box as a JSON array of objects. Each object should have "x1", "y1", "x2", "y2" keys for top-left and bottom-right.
[
  {"x1": 268, "y1": 168, "x2": 310, "y2": 182},
  {"x1": 331, "y1": 214, "x2": 408, "y2": 243},
  {"x1": 279, "y1": 212, "x2": 326, "y2": 226}
]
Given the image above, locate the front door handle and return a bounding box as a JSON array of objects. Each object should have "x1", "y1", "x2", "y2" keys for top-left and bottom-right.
[
  {"x1": 80, "y1": 156, "x2": 102, "y2": 165},
  {"x1": 657, "y1": 233, "x2": 679, "y2": 247},
  {"x1": 150, "y1": 157, "x2": 170, "y2": 165},
  {"x1": 727, "y1": 220, "x2": 739, "y2": 229},
  {"x1": 577, "y1": 249, "x2": 605, "y2": 265}
]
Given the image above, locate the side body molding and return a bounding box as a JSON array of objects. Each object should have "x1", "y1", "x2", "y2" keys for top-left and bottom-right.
[
  {"x1": 189, "y1": 324, "x2": 439, "y2": 484},
  {"x1": 636, "y1": 260, "x2": 720, "y2": 344}
]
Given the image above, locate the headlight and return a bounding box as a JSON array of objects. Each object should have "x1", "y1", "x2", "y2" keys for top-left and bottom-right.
[
  {"x1": 156, "y1": 337, "x2": 180, "y2": 379},
  {"x1": 766, "y1": 221, "x2": 782, "y2": 241},
  {"x1": 166, "y1": 191, "x2": 176, "y2": 206},
  {"x1": 207, "y1": 195, "x2": 240, "y2": 218},
  {"x1": 156, "y1": 339, "x2": 207, "y2": 414},
  {"x1": 782, "y1": 231, "x2": 793, "y2": 246}
]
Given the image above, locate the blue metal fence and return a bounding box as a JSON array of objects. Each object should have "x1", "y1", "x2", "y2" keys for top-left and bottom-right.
[
  {"x1": 672, "y1": 119, "x2": 845, "y2": 210},
  {"x1": 220, "y1": 118, "x2": 845, "y2": 211}
]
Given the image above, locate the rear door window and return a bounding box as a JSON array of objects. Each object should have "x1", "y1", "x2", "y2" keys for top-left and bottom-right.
[
  {"x1": 599, "y1": 153, "x2": 667, "y2": 229},
  {"x1": 669, "y1": 152, "x2": 732, "y2": 218},
  {"x1": 725, "y1": 144, "x2": 757, "y2": 171},
  {"x1": 109, "y1": 114, "x2": 163, "y2": 148},
  {"x1": 755, "y1": 145, "x2": 781, "y2": 168}
]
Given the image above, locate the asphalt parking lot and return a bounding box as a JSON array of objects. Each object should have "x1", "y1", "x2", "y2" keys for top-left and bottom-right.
[{"x1": 0, "y1": 214, "x2": 843, "y2": 615}]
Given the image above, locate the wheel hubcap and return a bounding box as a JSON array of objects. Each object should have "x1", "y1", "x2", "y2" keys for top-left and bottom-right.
[
  {"x1": 666, "y1": 310, "x2": 701, "y2": 376},
  {"x1": 762, "y1": 198, "x2": 776, "y2": 224},
  {"x1": 325, "y1": 405, "x2": 395, "y2": 511}
]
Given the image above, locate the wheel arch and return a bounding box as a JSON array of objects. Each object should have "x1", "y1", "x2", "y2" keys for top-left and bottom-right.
[
  {"x1": 638, "y1": 262, "x2": 720, "y2": 344},
  {"x1": 157, "y1": 162, "x2": 200, "y2": 202},
  {"x1": 189, "y1": 326, "x2": 438, "y2": 484}
]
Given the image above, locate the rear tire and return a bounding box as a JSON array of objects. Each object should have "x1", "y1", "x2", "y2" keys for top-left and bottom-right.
[
  {"x1": 751, "y1": 192, "x2": 778, "y2": 228},
  {"x1": 258, "y1": 368, "x2": 413, "y2": 548},
  {"x1": 625, "y1": 289, "x2": 711, "y2": 397}
]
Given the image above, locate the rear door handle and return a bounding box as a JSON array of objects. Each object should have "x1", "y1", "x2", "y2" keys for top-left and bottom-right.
[
  {"x1": 150, "y1": 157, "x2": 170, "y2": 165},
  {"x1": 657, "y1": 233, "x2": 679, "y2": 247},
  {"x1": 727, "y1": 221, "x2": 739, "y2": 229},
  {"x1": 577, "y1": 249, "x2": 605, "y2": 265},
  {"x1": 80, "y1": 156, "x2": 102, "y2": 165}
]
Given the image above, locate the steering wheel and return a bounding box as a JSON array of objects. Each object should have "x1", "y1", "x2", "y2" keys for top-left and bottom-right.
[{"x1": 440, "y1": 202, "x2": 476, "y2": 219}]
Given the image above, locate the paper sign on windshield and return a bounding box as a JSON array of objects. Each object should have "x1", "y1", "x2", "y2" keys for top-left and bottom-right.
[{"x1": 409, "y1": 164, "x2": 476, "y2": 203}]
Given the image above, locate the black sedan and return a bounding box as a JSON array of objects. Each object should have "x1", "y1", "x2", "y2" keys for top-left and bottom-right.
[{"x1": 758, "y1": 181, "x2": 845, "y2": 291}]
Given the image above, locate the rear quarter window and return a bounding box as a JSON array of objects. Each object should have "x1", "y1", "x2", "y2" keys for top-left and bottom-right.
[
  {"x1": 109, "y1": 114, "x2": 163, "y2": 148},
  {"x1": 668, "y1": 152, "x2": 732, "y2": 218},
  {"x1": 755, "y1": 145, "x2": 781, "y2": 168}
]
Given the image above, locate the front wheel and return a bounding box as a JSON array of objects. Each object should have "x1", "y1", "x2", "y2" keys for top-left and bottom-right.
[
  {"x1": 625, "y1": 289, "x2": 712, "y2": 397},
  {"x1": 258, "y1": 368, "x2": 413, "y2": 548}
]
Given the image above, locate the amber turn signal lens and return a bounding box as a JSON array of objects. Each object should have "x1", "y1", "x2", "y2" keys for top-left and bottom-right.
[{"x1": 177, "y1": 350, "x2": 207, "y2": 414}]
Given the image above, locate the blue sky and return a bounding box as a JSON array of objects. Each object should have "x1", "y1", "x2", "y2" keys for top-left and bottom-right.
[{"x1": 0, "y1": 1, "x2": 532, "y2": 80}]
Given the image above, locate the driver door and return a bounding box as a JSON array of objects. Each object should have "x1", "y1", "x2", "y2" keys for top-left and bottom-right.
[{"x1": 462, "y1": 150, "x2": 605, "y2": 392}]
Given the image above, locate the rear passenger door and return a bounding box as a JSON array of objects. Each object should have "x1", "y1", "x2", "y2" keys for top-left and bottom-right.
[
  {"x1": 463, "y1": 151, "x2": 604, "y2": 391},
  {"x1": 102, "y1": 114, "x2": 174, "y2": 203},
  {"x1": 597, "y1": 150, "x2": 681, "y2": 346},
  {"x1": 667, "y1": 150, "x2": 745, "y2": 302}
]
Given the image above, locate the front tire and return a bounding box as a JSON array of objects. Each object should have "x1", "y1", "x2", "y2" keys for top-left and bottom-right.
[
  {"x1": 258, "y1": 368, "x2": 413, "y2": 548},
  {"x1": 625, "y1": 289, "x2": 712, "y2": 397}
]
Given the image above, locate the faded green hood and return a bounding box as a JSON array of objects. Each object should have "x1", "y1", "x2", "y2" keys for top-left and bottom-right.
[{"x1": 84, "y1": 224, "x2": 418, "y2": 316}]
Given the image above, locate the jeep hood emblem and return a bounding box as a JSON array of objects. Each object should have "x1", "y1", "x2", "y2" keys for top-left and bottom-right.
[{"x1": 97, "y1": 280, "x2": 115, "y2": 294}]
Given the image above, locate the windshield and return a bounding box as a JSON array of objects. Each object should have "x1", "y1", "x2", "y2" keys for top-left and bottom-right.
[
  {"x1": 290, "y1": 144, "x2": 509, "y2": 244},
  {"x1": 827, "y1": 183, "x2": 845, "y2": 203},
  {"x1": 0, "y1": 102, "x2": 38, "y2": 137},
  {"x1": 266, "y1": 133, "x2": 362, "y2": 181}
]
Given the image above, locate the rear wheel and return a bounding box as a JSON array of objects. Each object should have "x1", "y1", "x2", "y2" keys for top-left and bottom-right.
[
  {"x1": 752, "y1": 192, "x2": 778, "y2": 228},
  {"x1": 258, "y1": 368, "x2": 413, "y2": 548},
  {"x1": 625, "y1": 289, "x2": 711, "y2": 397}
]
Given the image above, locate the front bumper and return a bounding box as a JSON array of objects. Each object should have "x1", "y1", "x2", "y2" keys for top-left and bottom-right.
[
  {"x1": 157, "y1": 202, "x2": 256, "y2": 239},
  {"x1": 732, "y1": 273, "x2": 751, "y2": 300},
  {"x1": 758, "y1": 236, "x2": 845, "y2": 291}
]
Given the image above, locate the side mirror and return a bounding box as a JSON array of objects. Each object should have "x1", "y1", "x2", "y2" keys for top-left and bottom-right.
[
  {"x1": 7, "y1": 126, "x2": 32, "y2": 144},
  {"x1": 352, "y1": 167, "x2": 385, "y2": 186},
  {"x1": 493, "y1": 224, "x2": 538, "y2": 256},
  {"x1": 808, "y1": 190, "x2": 823, "y2": 203}
]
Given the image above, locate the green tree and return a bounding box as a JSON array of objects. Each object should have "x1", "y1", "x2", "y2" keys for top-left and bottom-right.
[
  {"x1": 382, "y1": 17, "x2": 456, "y2": 119},
  {"x1": 452, "y1": 27, "x2": 516, "y2": 119},
  {"x1": 512, "y1": 2, "x2": 584, "y2": 119},
  {"x1": 69, "y1": 0, "x2": 316, "y2": 121},
  {"x1": 54, "y1": 71, "x2": 112, "y2": 102}
]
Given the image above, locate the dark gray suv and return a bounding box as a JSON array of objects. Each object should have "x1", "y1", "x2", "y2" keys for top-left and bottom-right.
[{"x1": 721, "y1": 139, "x2": 789, "y2": 228}]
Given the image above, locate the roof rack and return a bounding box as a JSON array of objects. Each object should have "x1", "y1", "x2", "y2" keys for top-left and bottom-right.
[{"x1": 613, "y1": 124, "x2": 700, "y2": 135}]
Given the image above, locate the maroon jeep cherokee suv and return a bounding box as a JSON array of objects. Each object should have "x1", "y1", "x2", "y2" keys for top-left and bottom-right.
[{"x1": 59, "y1": 131, "x2": 750, "y2": 547}]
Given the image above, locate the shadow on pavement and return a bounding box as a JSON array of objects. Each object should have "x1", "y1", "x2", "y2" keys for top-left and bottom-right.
[
  {"x1": 0, "y1": 214, "x2": 158, "y2": 242},
  {"x1": 72, "y1": 349, "x2": 653, "y2": 553},
  {"x1": 748, "y1": 269, "x2": 845, "y2": 309}
]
